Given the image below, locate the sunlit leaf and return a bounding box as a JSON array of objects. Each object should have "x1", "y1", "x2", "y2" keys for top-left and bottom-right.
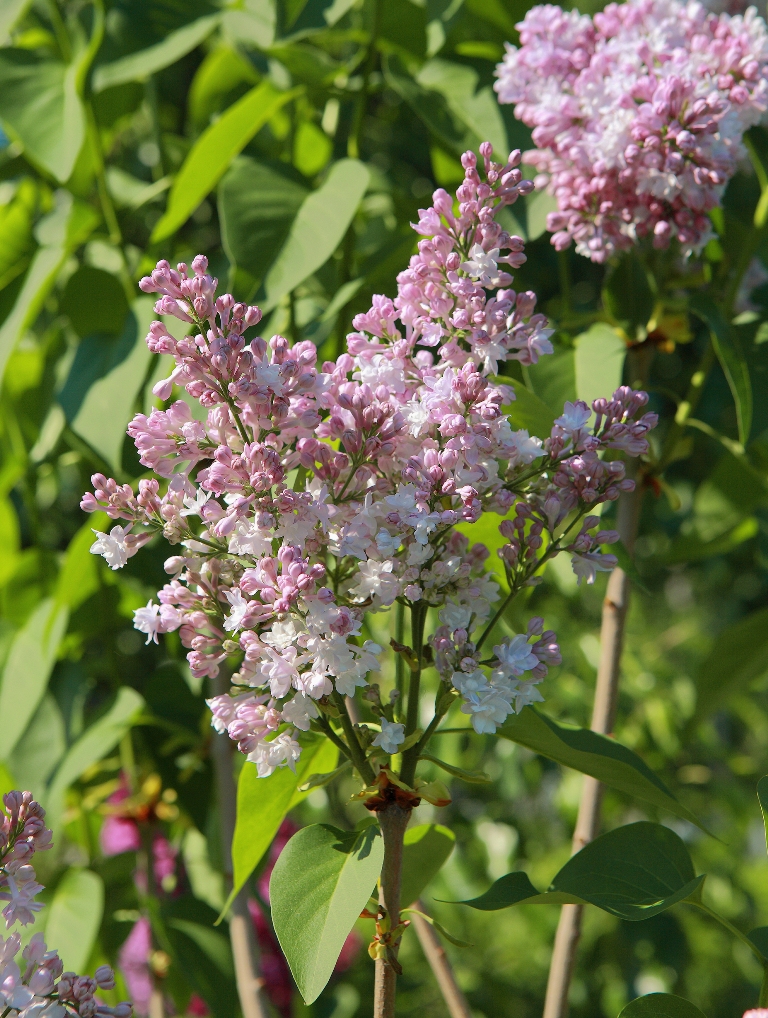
[
  {"x1": 45, "y1": 868, "x2": 104, "y2": 973},
  {"x1": 416, "y1": 59, "x2": 507, "y2": 157},
  {"x1": 151, "y1": 82, "x2": 300, "y2": 242},
  {"x1": 574, "y1": 323, "x2": 627, "y2": 409},
  {"x1": 500, "y1": 378, "x2": 557, "y2": 439},
  {"x1": 270, "y1": 824, "x2": 383, "y2": 1004},
  {"x1": 400, "y1": 823, "x2": 455, "y2": 906},
  {"x1": 0, "y1": 178, "x2": 36, "y2": 291},
  {"x1": 92, "y1": 14, "x2": 221, "y2": 92}
]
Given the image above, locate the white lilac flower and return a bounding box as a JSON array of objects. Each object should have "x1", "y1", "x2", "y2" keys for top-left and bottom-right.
[
  {"x1": 248, "y1": 732, "x2": 302, "y2": 777},
  {"x1": 571, "y1": 551, "x2": 619, "y2": 585},
  {"x1": 222, "y1": 589, "x2": 251, "y2": 632},
  {"x1": 133, "y1": 600, "x2": 163, "y2": 645},
  {"x1": 372, "y1": 719, "x2": 406, "y2": 754},
  {"x1": 89, "y1": 526, "x2": 132, "y2": 570},
  {"x1": 281, "y1": 692, "x2": 318, "y2": 731}
]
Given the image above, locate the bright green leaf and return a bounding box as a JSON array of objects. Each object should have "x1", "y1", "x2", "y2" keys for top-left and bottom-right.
[
  {"x1": 0, "y1": 50, "x2": 84, "y2": 182},
  {"x1": 45, "y1": 869, "x2": 104, "y2": 973},
  {"x1": 574, "y1": 323, "x2": 627, "y2": 410},
  {"x1": 188, "y1": 46, "x2": 260, "y2": 130},
  {"x1": 0, "y1": 178, "x2": 36, "y2": 291},
  {"x1": 263, "y1": 158, "x2": 369, "y2": 309},
  {"x1": 0, "y1": 598, "x2": 69, "y2": 761},
  {"x1": 0, "y1": 0, "x2": 32, "y2": 41},
  {"x1": 527, "y1": 347, "x2": 576, "y2": 414},
  {"x1": 270, "y1": 824, "x2": 384, "y2": 1004},
  {"x1": 501, "y1": 378, "x2": 557, "y2": 439},
  {"x1": 400, "y1": 823, "x2": 455, "y2": 906},
  {"x1": 618, "y1": 994, "x2": 708, "y2": 1018},
  {"x1": 525, "y1": 188, "x2": 558, "y2": 242},
  {"x1": 498, "y1": 706, "x2": 704, "y2": 829},
  {"x1": 92, "y1": 14, "x2": 221, "y2": 92},
  {"x1": 152, "y1": 81, "x2": 300, "y2": 242},
  {"x1": 456, "y1": 821, "x2": 704, "y2": 921},
  {"x1": 690, "y1": 291, "x2": 753, "y2": 445},
  {"x1": 221, "y1": 733, "x2": 338, "y2": 921}
]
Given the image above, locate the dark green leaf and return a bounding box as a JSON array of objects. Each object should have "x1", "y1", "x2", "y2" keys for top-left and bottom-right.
[
  {"x1": 0, "y1": 179, "x2": 36, "y2": 291},
  {"x1": 415, "y1": 59, "x2": 507, "y2": 157},
  {"x1": 270, "y1": 823, "x2": 384, "y2": 1004},
  {"x1": 749, "y1": 925, "x2": 768, "y2": 960},
  {"x1": 456, "y1": 821, "x2": 704, "y2": 921},
  {"x1": 498, "y1": 707, "x2": 704, "y2": 829},
  {"x1": 8, "y1": 693, "x2": 65, "y2": 791},
  {"x1": 602, "y1": 252, "x2": 655, "y2": 336},
  {"x1": 574, "y1": 323, "x2": 627, "y2": 409},
  {"x1": 500, "y1": 378, "x2": 557, "y2": 439},
  {"x1": 152, "y1": 81, "x2": 300, "y2": 242},
  {"x1": 93, "y1": 14, "x2": 221, "y2": 92},
  {"x1": 757, "y1": 775, "x2": 768, "y2": 853},
  {"x1": 0, "y1": 50, "x2": 85, "y2": 182},
  {"x1": 400, "y1": 823, "x2": 455, "y2": 906},
  {"x1": 384, "y1": 56, "x2": 468, "y2": 155},
  {"x1": 618, "y1": 994, "x2": 708, "y2": 1018},
  {"x1": 60, "y1": 266, "x2": 129, "y2": 337},
  {"x1": 55, "y1": 515, "x2": 109, "y2": 613},
  {"x1": 690, "y1": 291, "x2": 753, "y2": 445},
  {"x1": 219, "y1": 157, "x2": 307, "y2": 289},
  {"x1": 419, "y1": 753, "x2": 492, "y2": 783}
]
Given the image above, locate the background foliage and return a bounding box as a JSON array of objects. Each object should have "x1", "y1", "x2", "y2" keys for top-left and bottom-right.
[{"x1": 1, "y1": 0, "x2": 768, "y2": 1016}]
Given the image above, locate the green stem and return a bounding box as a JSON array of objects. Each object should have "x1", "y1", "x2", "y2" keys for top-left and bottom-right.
[
  {"x1": 46, "y1": 0, "x2": 71, "y2": 60},
  {"x1": 399, "y1": 604, "x2": 427, "y2": 785},
  {"x1": 331, "y1": 691, "x2": 375, "y2": 783},
  {"x1": 315, "y1": 715, "x2": 353, "y2": 762},
  {"x1": 691, "y1": 901, "x2": 765, "y2": 965}
]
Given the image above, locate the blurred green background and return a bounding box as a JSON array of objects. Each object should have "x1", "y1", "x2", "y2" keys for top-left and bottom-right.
[{"x1": 1, "y1": 0, "x2": 768, "y2": 1016}]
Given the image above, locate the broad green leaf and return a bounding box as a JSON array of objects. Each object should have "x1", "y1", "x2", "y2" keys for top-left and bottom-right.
[
  {"x1": 270, "y1": 824, "x2": 384, "y2": 1004},
  {"x1": 55, "y1": 514, "x2": 109, "y2": 613},
  {"x1": 618, "y1": 994, "x2": 708, "y2": 1018},
  {"x1": 574, "y1": 323, "x2": 627, "y2": 409},
  {"x1": 60, "y1": 266, "x2": 129, "y2": 337},
  {"x1": 400, "y1": 823, "x2": 455, "y2": 906},
  {"x1": 662, "y1": 516, "x2": 758, "y2": 566},
  {"x1": 168, "y1": 919, "x2": 234, "y2": 977},
  {"x1": 0, "y1": 193, "x2": 98, "y2": 383},
  {"x1": 0, "y1": 496, "x2": 20, "y2": 588},
  {"x1": 46, "y1": 687, "x2": 145, "y2": 829},
  {"x1": 69, "y1": 298, "x2": 157, "y2": 471},
  {"x1": 527, "y1": 347, "x2": 576, "y2": 414},
  {"x1": 263, "y1": 158, "x2": 370, "y2": 309},
  {"x1": 92, "y1": 14, "x2": 221, "y2": 92},
  {"x1": 456, "y1": 821, "x2": 703, "y2": 920},
  {"x1": 221, "y1": 733, "x2": 338, "y2": 920},
  {"x1": 416, "y1": 59, "x2": 507, "y2": 157},
  {"x1": 689, "y1": 607, "x2": 768, "y2": 728},
  {"x1": 498, "y1": 706, "x2": 704, "y2": 829},
  {"x1": 602, "y1": 252, "x2": 655, "y2": 336},
  {"x1": 690, "y1": 291, "x2": 753, "y2": 445},
  {"x1": 0, "y1": 50, "x2": 84, "y2": 182},
  {"x1": 384, "y1": 56, "x2": 468, "y2": 155},
  {"x1": 188, "y1": 46, "x2": 260, "y2": 130},
  {"x1": 8, "y1": 693, "x2": 65, "y2": 791},
  {"x1": 525, "y1": 188, "x2": 558, "y2": 242},
  {"x1": 0, "y1": 0, "x2": 32, "y2": 41},
  {"x1": 164, "y1": 897, "x2": 238, "y2": 1017},
  {"x1": 219, "y1": 157, "x2": 307, "y2": 288},
  {"x1": 151, "y1": 82, "x2": 300, "y2": 242},
  {"x1": 501, "y1": 378, "x2": 557, "y2": 439},
  {"x1": 221, "y1": 2, "x2": 276, "y2": 48},
  {"x1": 749, "y1": 925, "x2": 768, "y2": 960},
  {"x1": 0, "y1": 598, "x2": 69, "y2": 761},
  {"x1": 45, "y1": 869, "x2": 104, "y2": 973},
  {"x1": 0, "y1": 178, "x2": 36, "y2": 291}
]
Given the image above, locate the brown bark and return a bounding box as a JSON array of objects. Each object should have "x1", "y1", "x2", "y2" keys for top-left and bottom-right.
[
  {"x1": 412, "y1": 902, "x2": 472, "y2": 1018},
  {"x1": 373, "y1": 804, "x2": 411, "y2": 1018}
]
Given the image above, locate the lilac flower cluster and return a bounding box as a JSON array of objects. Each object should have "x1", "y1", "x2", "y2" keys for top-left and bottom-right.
[
  {"x1": 0, "y1": 792, "x2": 130, "y2": 1018},
  {"x1": 82, "y1": 143, "x2": 657, "y2": 777},
  {"x1": 495, "y1": 0, "x2": 768, "y2": 261}
]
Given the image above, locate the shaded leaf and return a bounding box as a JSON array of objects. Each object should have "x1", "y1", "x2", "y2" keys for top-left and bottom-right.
[
  {"x1": 45, "y1": 869, "x2": 104, "y2": 973},
  {"x1": 418, "y1": 754, "x2": 492, "y2": 784},
  {"x1": 270, "y1": 824, "x2": 384, "y2": 1004},
  {"x1": 401, "y1": 823, "x2": 455, "y2": 906},
  {"x1": 574, "y1": 323, "x2": 627, "y2": 409},
  {"x1": 0, "y1": 50, "x2": 84, "y2": 182},
  {"x1": 93, "y1": 14, "x2": 221, "y2": 92},
  {"x1": 749, "y1": 925, "x2": 768, "y2": 961},
  {"x1": 0, "y1": 179, "x2": 36, "y2": 291},
  {"x1": 0, "y1": 598, "x2": 69, "y2": 761},
  {"x1": 498, "y1": 706, "x2": 704, "y2": 829},
  {"x1": 384, "y1": 56, "x2": 467, "y2": 155},
  {"x1": 527, "y1": 347, "x2": 576, "y2": 414},
  {"x1": 690, "y1": 291, "x2": 753, "y2": 445},
  {"x1": 401, "y1": 908, "x2": 472, "y2": 947},
  {"x1": 618, "y1": 994, "x2": 708, "y2": 1018},
  {"x1": 60, "y1": 266, "x2": 129, "y2": 337},
  {"x1": 55, "y1": 515, "x2": 109, "y2": 613},
  {"x1": 602, "y1": 253, "x2": 655, "y2": 335},
  {"x1": 757, "y1": 775, "x2": 768, "y2": 854},
  {"x1": 152, "y1": 82, "x2": 300, "y2": 242},
  {"x1": 8, "y1": 693, "x2": 66, "y2": 792},
  {"x1": 501, "y1": 378, "x2": 557, "y2": 439},
  {"x1": 456, "y1": 821, "x2": 704, "y2": 921},
  {"x1": 415, "y1": 59, "x2": 507, "y2": 157},
  {"x1": 263, "y1": 158, "x2": 369, "y2": 309}
]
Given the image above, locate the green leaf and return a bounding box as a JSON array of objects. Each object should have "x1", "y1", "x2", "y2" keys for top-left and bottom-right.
[
  {"x1": 401, "y1": 908, "x2": 472, "y2": 947},
  {"x1": 501, "y1": 378, "x2": 557, "y2": 439},
  {"x1": 60, "y1": 266, "x2": 129, "y2": 337},
  {"x1": 168, "y1": 919, "x2": 234, "y2": 977},
  {"x1": 262, "y1": 157, "x2": 370, "y2": 309},
  {"x1": 749, "y1": 925, "x2": 768, "y2": 960},
  {"x1": 415, "y1": 59, "x2": 507, "y2": 157},
  {"x1": 0, "y1": 179, "x2": 36, "y2": 291},
  {"x1": 661, "y1": 516, "x2": 758, "y2": 566},
  {"x1": 400, "y1": 823, "x2": 455, "y2": 906},
  {"x1": 221, "y1": 3, "x2": 276, "y2": 48},
  {"x1": 8, "y1": 693, "x2": 66, "y2": 791},
  {"x1": 688, "y1": 607, "x2": 768, "y2": 728},
  {"x1": 456, "y1": 821, "x2": 704, "y2": 921},
  {"x1": 384, "y1": 56, "x2": 468, "y2": 156},
  {"x1": 574, "y1": 323, "x2": 627, "y2": 409},
  {"x1": 524, "y1": 188, "x2": 559, "y2": 242},
  {"x1": 602, "y1": 253, "x2": 655, "y2": 336},
  {"x1": 219, "y1": 157, "x2": 308, "y2": 288},
  {"x1": 221, "y1": 733, "x2": 338, "y2": 921},
  {"x1": 297, "y1": 760, "x2": 352, "y2": 792},
  {"x1": 92, "y1": 14, "x2": 221, "y2": 92},
  {"x1": 0, "y1": 597, "x2": 69, "y2": 761},
  {"x1": 527, "y1": 347, "x2": 576, "y2": 414},
  {"x1": 0, "y1": 50, "x2": 85, "y2": 182},
  {"x1": 270, "y1": 824, "x2": 384, "y2": 1004},
  {"x1": 44, "y1": 868, "x2": 104, "y2": 973},
  {"x1": 498, "y1": 706, "x2": 704, "y2": 830},
  {"x1": 46, "y1": 687, "x2": 145, "y2": 829},
  {"x1": 55, "y1": 515, "x2": 109, "y2": 613},
  {"x1": 690, "y1": 291, "x2": 753, "y2": 445},
  {"x1": 152, "y1": 82, "x2": 300, "y2": 242},
  {"x1": 418, "y1": 754, "x2": 492, "y2": 784},
  {"x1": 618, "y1": 994, "x2": 708, "y2": 1018},
  {"x1": 0, "y1": 0, "x2": 32, "y2": 41},
  {"x1": 68, "y1": 297, "x2": 157, "y2": 471},
  {"x1": 0, "y1": 193, "x2": 98, "y2": 384}
]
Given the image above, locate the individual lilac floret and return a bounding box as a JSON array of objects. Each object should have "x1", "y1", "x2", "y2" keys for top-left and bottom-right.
[{"x1": 495, "y1": 0, "x2": 768, "y2": 261}]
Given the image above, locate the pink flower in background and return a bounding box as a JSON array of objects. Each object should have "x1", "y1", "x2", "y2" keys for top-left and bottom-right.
[
  {"x1": 118, "y1": 919, "x2": 153, "y2": 1017},
  {"x1": 495, "y1": 0, "x2": 768, "y2": 261}
]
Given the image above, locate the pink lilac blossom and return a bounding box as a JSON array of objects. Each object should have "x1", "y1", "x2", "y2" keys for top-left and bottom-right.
[
  {"x1": 81, "y1": 143, "x2": 657, "y2": 767},
  {"x1": 494, "y1": 0, "x2": 768, "y2": 261},
  {"x1": 0, "y1": 791, "x2": 130, "y2": 1018}
]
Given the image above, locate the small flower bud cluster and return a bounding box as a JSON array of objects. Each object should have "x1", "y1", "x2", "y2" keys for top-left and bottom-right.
[{"x1": 495, "y1": 0, "x2": 768, "y2": 260}]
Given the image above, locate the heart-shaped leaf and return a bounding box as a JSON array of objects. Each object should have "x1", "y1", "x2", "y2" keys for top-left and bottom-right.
[
  {"x1": 618, "y1": 994, "x2": 707, "y2": 1018},
  {"x1": 456, "y1": 821, "x2": 704, "y2": 921},
  {"x1": 270, "y1": 823, "x2": 384, "y2": 1004},
  {"x1": 400, "y1": 823, "x2": 455, "y2": 906}
]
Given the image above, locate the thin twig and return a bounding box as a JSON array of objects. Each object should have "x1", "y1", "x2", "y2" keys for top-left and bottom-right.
[{"x1": 412, "y1": 901, "x2": 472, "y2": 1018}]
